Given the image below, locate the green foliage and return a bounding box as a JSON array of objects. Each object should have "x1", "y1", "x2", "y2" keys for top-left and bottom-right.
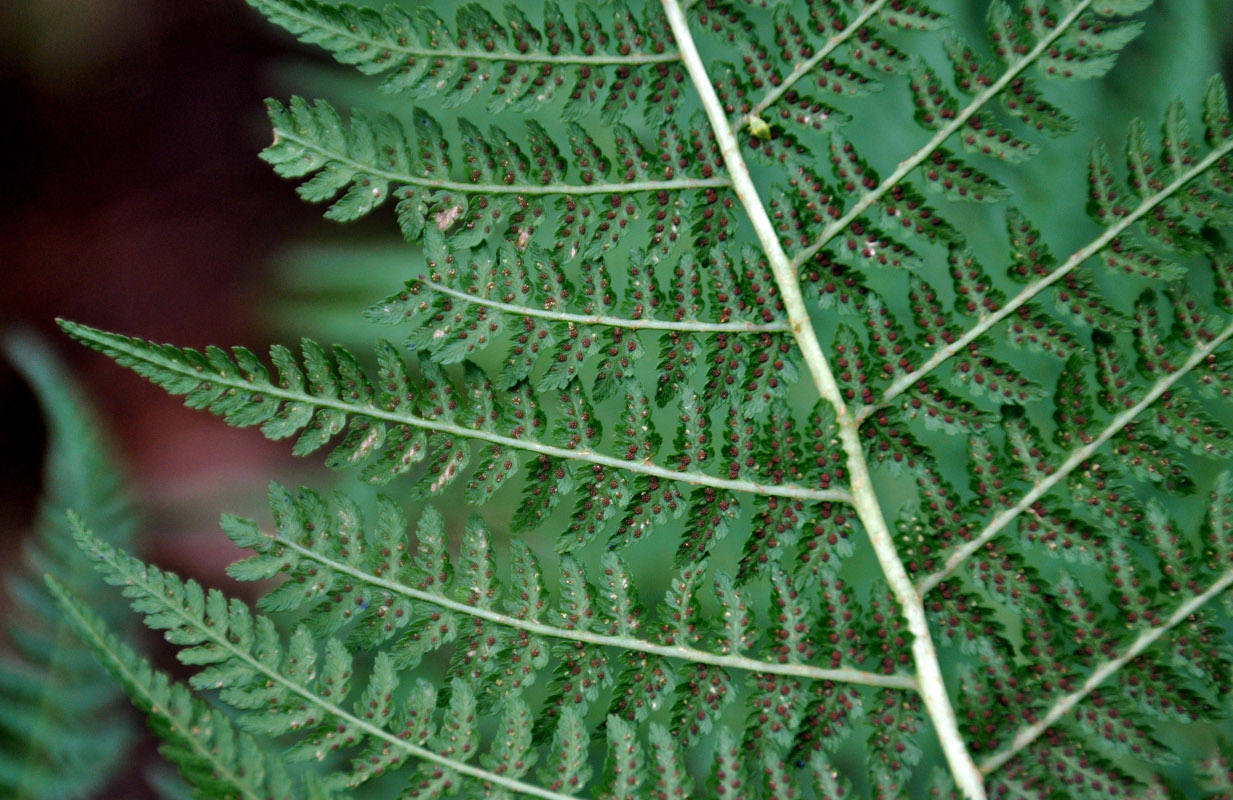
[
  {"x1": 259, "y1": 96, "x2": 724, "y2": 252},
  {"x1": 246, "y1": 0, "x2": 686, "y2": 123},
  {"x1": 45, "y1": 568, "x2": 336, "y2": 800},
  {"x1": 0, "y1": 335, "x2": 139, "y2": 800},
  {"x1": 36, "y1": 0, "x2": 1233, "y2": 797},
  {"x1": 58, "y1": 320, "x2": 838, "y2": 559},
  {"x1": 64, "y1": 501, "x2": 884, "y2": 799}
]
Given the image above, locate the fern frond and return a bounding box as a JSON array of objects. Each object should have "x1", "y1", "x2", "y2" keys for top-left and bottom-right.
[
  {"x1": 0, "y1": 334, "x2": 139, "y2": 800},
  {"x1": 44, "y1": 574, "x2": 334, "y2": 800},
  {"x1": 363, "y1": 239, "x2": 808, "y2": 425},
  {"x1": 220, "y1": 481, "x2": 911, "y2": 689},
  {"x1": 364, "y1": 237, "x2": 798, "y2": 400},
  {"x1": 792, "y1": 0, "x2": 1151, "y2": 269},
  {"x1": 737, "y1": 0, "x2": 896, "y2": 130},
  {"x1": 247, "y1": 0, "x2": 686, "y2": 123},
  {"x1": 261, "y1": 96, "x2": 727, "y2": 251},
  {"x1": 698, "y1": 0, "x2": 948, "y2": 139},
  {"x1": 879, "y1": 84, "x2": 1233, "y2": 408},
  {"x1": 58, "y1": 322, "x2": 851, "y2": 560},
  {"x1": 69, "y1": 492, "x2": 918, "y2": 798},
  {"x1": 64, "y1": 514, "x2": 590, "y2": 800},
  {"x1": 919, "y1": 461, "x2": 1233, "y2": 792},
  {"x1": 919, "y1": 312, "x2": 1233, "y2": 593},
  {"x1": 980, "y1": 566, "x2": 1233, "y2": 776},
  {"x1": 54, "y1": 0, "x2": 1233, "y2": 796}
]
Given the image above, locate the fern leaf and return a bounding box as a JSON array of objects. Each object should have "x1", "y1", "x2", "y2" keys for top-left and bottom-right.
[
  {"x1": 51, "y1": 0, "x2": 1233, "y2": 796},
  {"x1": 221, "y1": 482, "x2": 911, "y2": 689},
  {"x1": 867, "y1": 688, "x2": 924, "y2": 798},
  {"x1": 537, "y1": 707, "x2": 590, "y2": 793},
  {"x1": 1035, "y1": 9, "x2": 1144, "y2": 81},
  {"x1": 599, "y1": 715, "x2": 644, "y2": 800},
  {"x1": 707, "y1": 726, "x2": 745, "y2": 800},
  {"x1": 65, "y1": 514, "x2": 597, "y2": 800},
  {"x1": 715, "y1": 0, "x2": 928, "y2": 133},
  {"x1": 0, "y1": 334, "x2": 139, "y2": 800},
  {"x1": 980, "y1": 564, "x2": 1233, "y2": 777},
  {"x1": 44, "y1": 576, "x2": 326, "y2": 800},
  {"x1": 261, "y1": 97, "x2": 726, "y2": 249},
  {"x1": 60, "y1": 322, "x2": 849, "y2": 545},
  {"x1": 367, "y1": 241, "x2": 787, "y2": 390},
  {"x1": 246, "y1": 0, "x2": 684, "y2": 122},
  {"x1": 788, "y1": 0, "x2": 1159, "y2": 270},
  {"x1": 921, "y1": 307, "x2": 1233, "y2": 594},
  {"x1": 881, "y1": 91, "x2": 1233, "y2": 407},
  {"x1": 645, "y1": 723, "x2": 691, "y2": 798}
]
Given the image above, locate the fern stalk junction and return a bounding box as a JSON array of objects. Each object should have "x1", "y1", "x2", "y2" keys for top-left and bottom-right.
[
  {"x1": 33, "y1": 0, "x2": 1233, "y2": 797},
  {"x1": 661, "y1": 0, "x2": 984, "y2": 795}
]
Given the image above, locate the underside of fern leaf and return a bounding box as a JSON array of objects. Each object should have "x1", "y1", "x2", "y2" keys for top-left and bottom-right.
[{"x1": 51, "y1": 0, "x2": 1233, "y2": 798}]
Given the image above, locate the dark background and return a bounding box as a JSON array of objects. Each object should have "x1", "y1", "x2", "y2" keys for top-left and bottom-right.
[
  {"x1": 0, "y1": 4, "x2": 322, "y2": 794},
  {"x1": 0, "y1": 0, "x2": 319, "y2": 577}
]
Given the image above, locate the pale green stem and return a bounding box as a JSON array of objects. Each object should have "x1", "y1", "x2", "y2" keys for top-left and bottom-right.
[
  {"x1": 792, "y1": 0, "x2": 1095, "y2": 269},
  {"x1": 918, "y1": 318, "x2": 1233, "y2": 595},
  {"x1": 267, "y1": 527, "x2": 916, "y2": 690},
  {"x1": 979, "y1": 569, "x2": 1233, "y2": 776},
  {"x1": 272, "y1": 127, "x2": 730, "y2": 196},
  {"x1": 741, "y1": 0, "x2": 890, "y2": 126},
  {"x1": 659, "y1": 1, "x2": 986, "y2": 796},
  {"x1": 415, "y1": 277, "x2": 792, "y2": 333}
]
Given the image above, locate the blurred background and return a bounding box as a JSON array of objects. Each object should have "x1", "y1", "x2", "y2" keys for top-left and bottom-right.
[
  {"x1": 2, "y1": 0, "x2": 1233, "y2": 797},
  {"x1": 0, "y1": 0, "x2": 312, "y2": 569}
]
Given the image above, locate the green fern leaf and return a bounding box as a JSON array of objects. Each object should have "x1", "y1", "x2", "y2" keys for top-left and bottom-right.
[
  {"x1": 61, "y1": 320, "x2": 847, "y2": 559},
  {"x1": 51, "y1": 0, "x2": 1233, "y2": 796},
  {"x1": 246, "y1": 0, "x2": 684, "y2": 122},
  {"x1": 0, "y1": 335, "x2": 139, "y2": 800},
  {"x1": 45, "y1": 575, "x2": 334, "y2": 800},
  {"x1": 261, "y1": 97, "x2": 726, "y2": 250}
]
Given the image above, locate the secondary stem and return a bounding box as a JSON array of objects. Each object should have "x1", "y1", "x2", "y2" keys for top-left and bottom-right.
[
  {"x1": 791, "y1": 0, "x2": 1095, "y2": 269},
  {"x1": 414, "y1": 277, "x2": 792, "y2": 333},
  {"x1": 659, "y1": 1, "x2": 985, "y2": 797},
  {"x1": 269, "y1": 528, "x2": 915, "y2": 690},
  {"x1": 272, "y1": 126, "x2": 731, "y2": 197},
  {"x1": 979, "y1": 569, "x2": 1233, "y2": 776},
  {"x1": 918, "y1": 318, "x2": 1233, "y2": 595}
]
